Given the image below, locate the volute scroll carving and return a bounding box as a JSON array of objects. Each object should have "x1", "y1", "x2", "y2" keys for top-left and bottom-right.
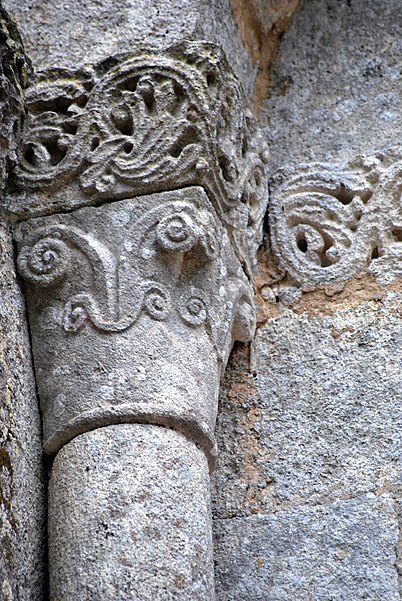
[
  {"x1": 15, "y1": 187, "x2": 256, "y2": 462},
  {"x1": 269, "y1": 148, "x2": 402, "y2": 292}
]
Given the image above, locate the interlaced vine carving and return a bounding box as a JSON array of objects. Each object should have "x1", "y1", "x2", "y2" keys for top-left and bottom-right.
[{"x1": 10, "y1": 43, "x2": 269, "y2": 274}]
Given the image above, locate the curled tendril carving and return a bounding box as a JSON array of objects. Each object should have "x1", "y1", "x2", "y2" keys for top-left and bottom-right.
[
  {"x1": 178, "y1": 289, "x2": 208, "y2": 327},
  {"x1": 17, "y1": 74, "x2": 93, "y2": 188},
  {"x1": 142, "y1": 283, "x2": 170, "y2": 321},
  {"x1": 62, "y1": 282, "x2": 170, "y2": 333},
  {"x1": 269, "y1": 162, "x2": 380, "y2": 290},
  {"x1": 16, "y1": 195, "x2": 226, "y2": 335},
  {"x1": 17, "y1": 235, "x2": 71, "y2": 286},
  {"x1": 134, "y1": 200, "x2": 220, "y2": 262},
  {"x1": 63, "y1": 299, "x2": 89, "y2": 333},
  {"x1": 156, "y1": 213, "x2": 199, "y2": 253},
  {"x1": 11, "y1": 43, "x2": 268, "y2": 273}
]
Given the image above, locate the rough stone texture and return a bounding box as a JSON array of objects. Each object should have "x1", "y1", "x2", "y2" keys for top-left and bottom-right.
[
  {"x1": 49, "y1": 424, "x2": 215, "y2": 601},
  {"x1": 4, "y1": 1, "x2": 402, "y2": 599},
  {"x1": 261, "y1": 0, "x2": 402, "y2": 173},
  {"x1": 0, "y1": 5, "x2": 45, "y2": 599},
  {"x1": 214, "y1": 494, "x2": 399, "y2": 600},
  {"x1": 229, "y1": 0, "x2": 300, "y2": 112},
  {"x1": 212, "y1": 1, "x2": 402, "y2": 597},
  {"x1": 0, "y1": 4, "x2": 30, "y2": 193},
  {"x1": 254, "y1": 295, "x2": 402, "y2": 513},
  {"x1": 397, "y1": 500, "x2": 402, "y2": 599},
  {"x1": 2, "y1": 0, "x2": 256, "y2": 98},
  {"x1": 212, "y1": 3, "x2": 402, "y2": 598},
  {"x1": 213, "y1": 295, "x2": 402, "y2": 513},
  {"x1": 14, "y1": 186, "x2": 255, "y2": 462},
  {"x1": 0, "y1": 222, "x2": 45, "y2": 600},
  {"x1": 211, "y1": 342, "x2": 268, "y2": 519}
]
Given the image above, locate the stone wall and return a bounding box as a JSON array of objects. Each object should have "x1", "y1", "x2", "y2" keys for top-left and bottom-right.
[
  {"x1": 0, "y1": 6, "x2": 45, "y2": 600},
  {"x1": 213, "y1": 1, "x2": 402, "y2": 599}
]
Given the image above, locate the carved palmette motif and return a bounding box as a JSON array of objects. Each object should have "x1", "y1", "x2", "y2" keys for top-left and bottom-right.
[
  {"x1": 269, "y1": 149, "x2": 402, "y2": 290},
  {"x1": 10, "y1": 43, "x2": 268, "y2": 274},
  {"x1": 15, "y1": 188, "x2": 254, "y2": 460}
]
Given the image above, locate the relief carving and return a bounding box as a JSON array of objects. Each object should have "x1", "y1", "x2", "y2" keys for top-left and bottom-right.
[
  {"x1": 17, "y1": 196, "x2": 221, "y2": 334},
  {"x1": 10, "y1": 44, "x2": 268, "y2": 471},
  {"x1": 269, "y1": 148, "x2": 402, "y2": 291},
  {"x1": 8, "y1": 43, "x2": 269, "y2": 275},
  {"x1": 15, "y1": 187, "x2": 255, "y2": 461}
]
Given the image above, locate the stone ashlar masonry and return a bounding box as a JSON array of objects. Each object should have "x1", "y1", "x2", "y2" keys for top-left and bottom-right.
[
  {"x1": 1, "y1": 0, "x2": 402, "y2": 599},
  {"x1": 212, "y1": 1, "x2": 402, "y2": 600}
]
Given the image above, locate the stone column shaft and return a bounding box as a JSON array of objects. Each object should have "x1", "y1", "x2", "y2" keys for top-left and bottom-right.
[{"x1": 49, "y1": 425, "x2": 215, "y2": 600}]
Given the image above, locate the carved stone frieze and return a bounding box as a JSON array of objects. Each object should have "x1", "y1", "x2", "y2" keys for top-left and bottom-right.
[
  {"x1": 269, "y1": 148, "x2": 402, "y2": 291},
  {"x1": 7, "y1": 42, "x2": 269, "y2": 274},
  {"x1": 15, "y1": 187, "x2": 255, "y2": 463}
]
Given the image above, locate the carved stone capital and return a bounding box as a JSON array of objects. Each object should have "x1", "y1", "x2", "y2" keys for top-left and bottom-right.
[
  {"x1": 8, "y1": 42, "x2": 268, "y2": 275},
  {"x1": 15, "y1": 186, "x2": 255, "y2": 463},
  {"x1": 269, "y1": 147, "x2": 402, "y2": 292},
  {"x1": 12, "y1": 43, "x2": 268, "y2": 464}
]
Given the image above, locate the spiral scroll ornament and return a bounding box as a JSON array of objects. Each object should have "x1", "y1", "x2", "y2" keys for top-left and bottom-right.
[
  {"x1": 17, "y1": 236, "x2": 70, "y2": 287},
  {"x1": 9, "y1": 44, "x2": 268, "y2": 275},
  {"x1": 156, "y1": 213, "x2": 199, "y2": 253},
  {"x1": 269, "y1": 164, "x2": 378, "y2": 290},
  {"x1": 63, "y1": 300, "x2": 89, "y2": 333},
  {"x1": 178, "y1": 289, "x2": 208, "y2": 327},
  {"x1": 142, "y1": 284, "x2": 170, "y2": 321}
]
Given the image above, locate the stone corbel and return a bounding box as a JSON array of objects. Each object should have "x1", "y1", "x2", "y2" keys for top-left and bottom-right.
[{"x1": 10, "y1": 43, "x2": 268, "y2": 599}]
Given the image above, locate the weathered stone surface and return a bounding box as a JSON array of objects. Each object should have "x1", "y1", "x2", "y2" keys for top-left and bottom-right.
[
  {"x1": 268, "y1": 149, "x2": 402, "y2": 292},
  {"x1": 7, "y1": 34, "x2": 268, "y2": 599},
  {"x1": 214, "y1": 493, "x2": 399, "y2": 600},
  {"x1": 2, "y1": 0, "x2": 256, "y2": 97},
  {"x1": 396, "y1": 500, "x2": 402, "y2": 598},
  {"x1": 217, "y1": 2, "x2": 402, "y2": 596},
  {"x1": 14, "y1": 186, "x2": 255, "y2": 463},
  {"x1": 0, "y1": 222, "x2": 45, "y2": 600},
  {"x1": 6, "y1": 42, "x2": 269, "y2": 275},
  {"x1": 213, "y1": 295, "x2": 402, "y2": 520},
  {"x1": 253, "y1": 296, "x2": 402, "y2": 512},
  {"x1": 211, "y1": 342, "x2": 268, "y2": 519},
  {"x1": 0, "y1": 6, "x2": 44, "y2": 599},
  {"x1": 261, "y1": 0, "x2": 402, "y2": 173},
  {"x1": 0, "y1": 4, "x2": 29, "y2": 195},
  {"x1": 49, "y1": 424, "x2": 215, "y2": 601},
  {"x1": 228, "y1": 0, "x2": 300, "y2": 112}
]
